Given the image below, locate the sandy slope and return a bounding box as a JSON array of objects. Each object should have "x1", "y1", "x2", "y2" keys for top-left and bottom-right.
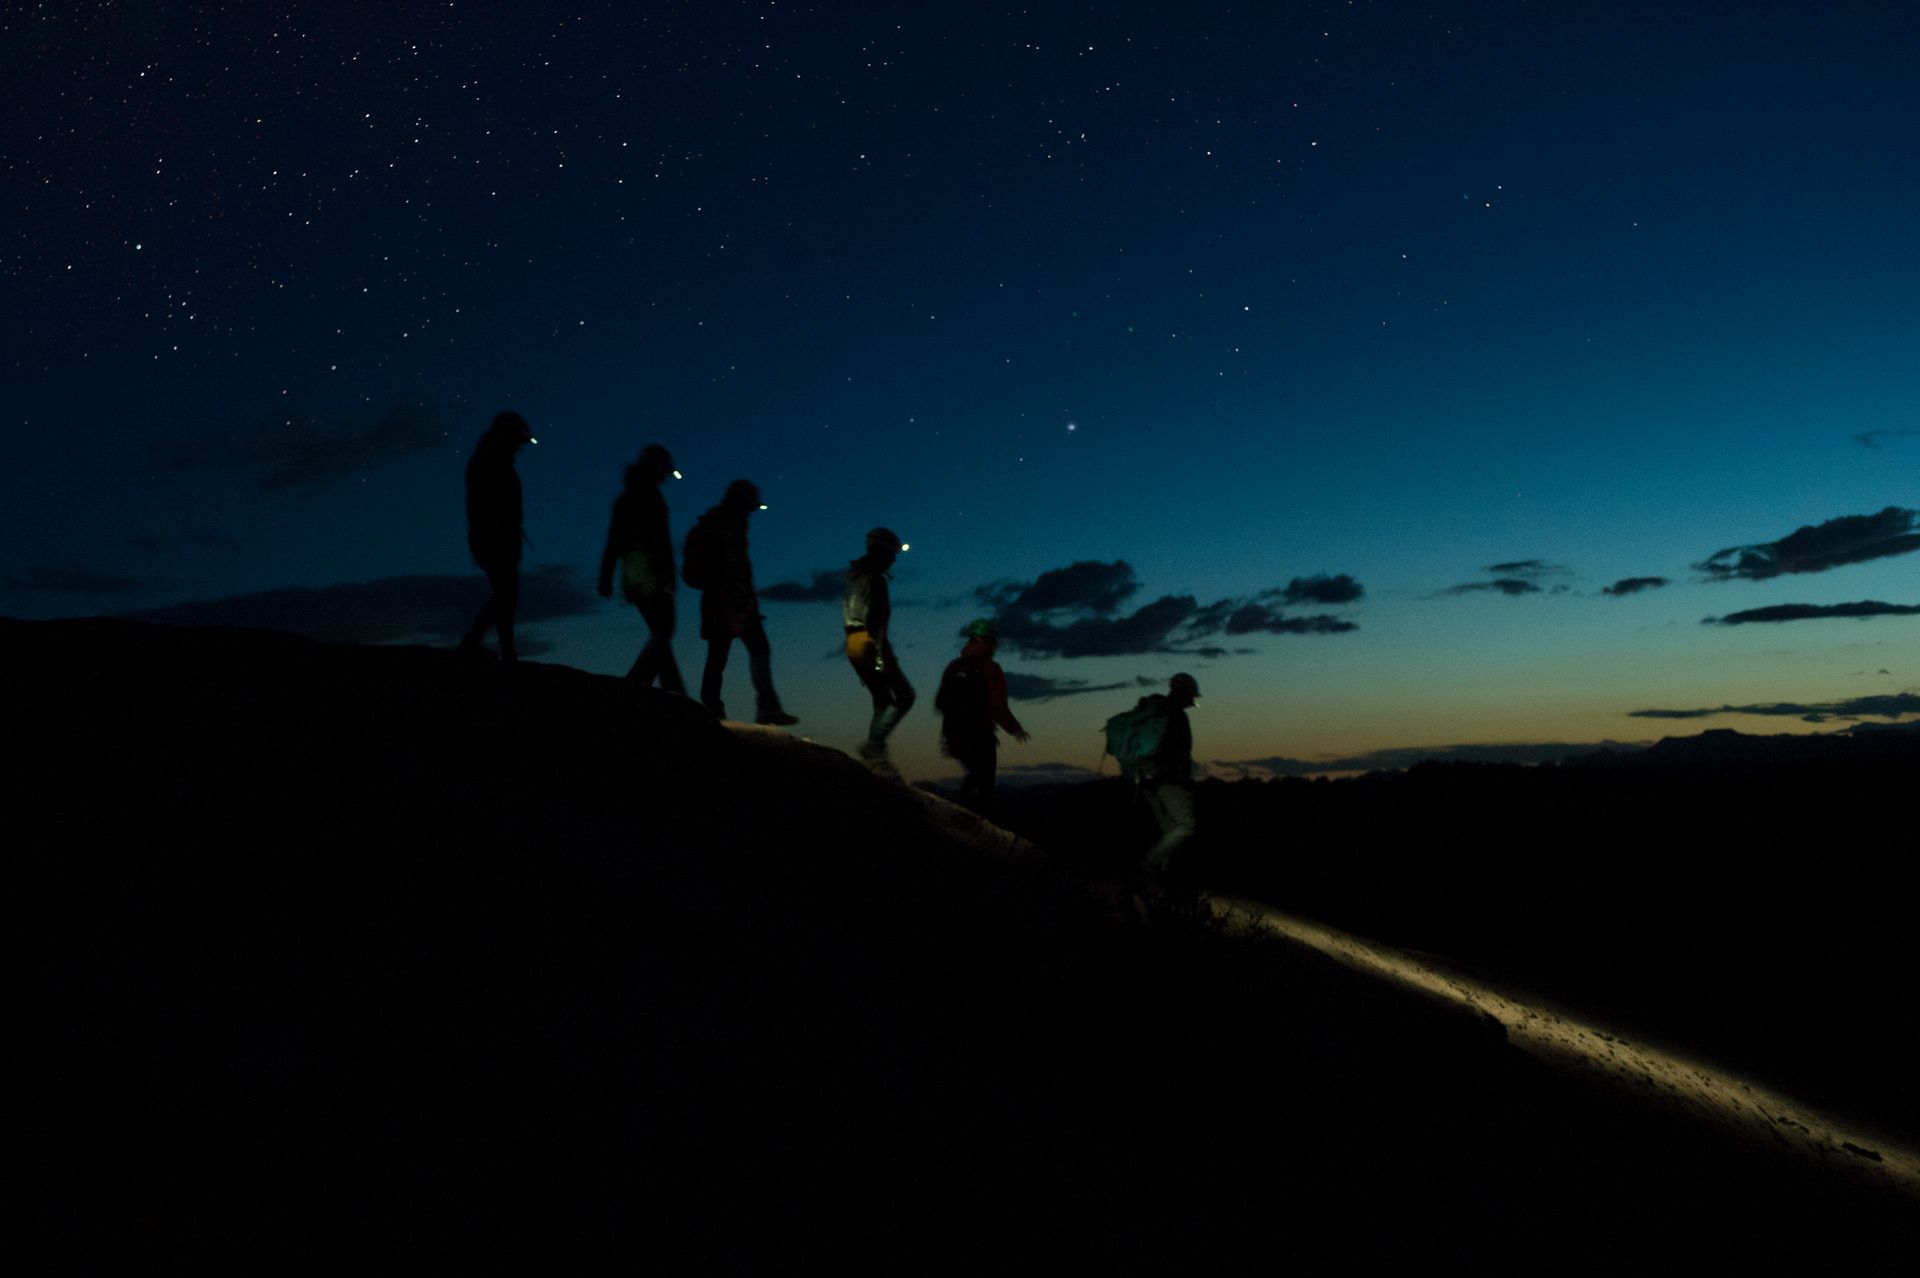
[
  {"x1": 1204, "y1": 895, "x2": 1920, "y2": 1202},
  {"x1": 844, "y1": 730, "x2": 1920, "y2": 1228}
]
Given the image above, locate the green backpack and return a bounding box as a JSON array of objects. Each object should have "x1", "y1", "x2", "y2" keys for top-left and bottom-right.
[{"x1": 1104, "y1": 695, "x2": 1170, "y2": 781}]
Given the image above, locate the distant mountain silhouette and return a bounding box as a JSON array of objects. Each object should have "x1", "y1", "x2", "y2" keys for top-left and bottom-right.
[{"x1": 1583, "y1": 724, "x2": 1919, "y2": 768}]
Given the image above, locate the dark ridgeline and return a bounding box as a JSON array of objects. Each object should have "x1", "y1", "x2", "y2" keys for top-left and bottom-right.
[
  {"x1": 9, "y1": 618, "x2": 1915, "y2": 1268},
  {"x1": 596, "y1": 443, "x2": 686, "y2": 693},
  {"x1": 456, "y1": 410, "x2": 536, "y2": 663},
  {"x1": 686, "y1": 479, "x2": 796, "y2": 725}
]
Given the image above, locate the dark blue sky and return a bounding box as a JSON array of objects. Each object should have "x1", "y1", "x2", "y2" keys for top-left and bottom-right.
[{"x1": 5, "y1": 1, "x2": 1916, "y2": 776}]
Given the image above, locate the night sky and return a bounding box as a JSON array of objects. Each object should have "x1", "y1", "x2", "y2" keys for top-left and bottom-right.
[{"x1": 6, "y1": 1, "x2": 1916, "y2": 780}]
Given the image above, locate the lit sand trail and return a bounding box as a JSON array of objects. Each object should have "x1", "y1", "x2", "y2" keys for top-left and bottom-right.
[
  {"x1": 814, "y1": 756, "x2": 1920, "y2": 1204},
  {"x1": 1204, "y1": 894, "x2": 1920, "y2": 1201}
]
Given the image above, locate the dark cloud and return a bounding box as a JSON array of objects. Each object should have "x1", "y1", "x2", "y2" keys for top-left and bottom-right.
[
  {"x1": 1184, "y1": 598, "x2": 1236, "y2": 633},
  {"x1": 1851, "y1": 429, "x2": 1917, "y2": 449},
  {"x1": 1001, "y1": 672, "x2": 1132, "y2": 703},
  {"x1": 149, "y1": 397, "x2": 447, "y2": 490},
  {"x1": 1602, "y1": 576, "x2": 1670, "y2": 596},
  {"x1": 1436, "y1": 559, "x2": 1568, "y2": 597},
  {"x1": 1440, "y1": 578, "x2": 1541, "y2": 597},
  {"x1": 123, "y1": 563, "x2": 598, "y2": 645},
  {"x1": 991, "y1": 560, "x2": 1140, "y2": 615},
  {"x1": 979, "y1": 560, "x2": 1362, "y2": 657},
  {"x1": 1696, "y1": 507, "x2": 1920, "y2": 581},
  {"x1": 1223, "y1": 604, "x2": 1358, "y2": 635},
  {"x1": 2, "y1": 565, "x2": 148, "y2": 595},
  {"x1": 1220, "y1": 740, "x2": 1643, "y2": 777},
  {"x1": 760, "y1": 570, "x2": 844, "y2": 603},
  {"x1": 1486, "y1": 559, "x2": 1559, "y2": 578},
  {"x1": 1629, "y1": 692, "x2": 1919, "y2": 723},
  {"x1": 997, "y1": 592, "x2": 1201, "y2": 658},
  {"x1": 1275, "y1": 573, "x2": 1364, "y2": 605},
  {"x1": 1703, "y1": 600, "x2": 1920, "y2": 625}
]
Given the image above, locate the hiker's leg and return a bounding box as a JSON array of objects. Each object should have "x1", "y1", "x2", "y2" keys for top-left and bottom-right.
[
  {"x1": 741, "y1": 618, "x2": 785, "y2": 716},
  {"x1": 868, "y1": 650, "x2": 915, "y2": 742},
  {"x1": 633, "y1": 593, "x2": 684, "y2": 692},
  {"x1": 650, "y1": 594, "x2": 687, "y2": 694},
  {"x1": 1143, "y1": 783, "x2": 1195, "y2": 873},
  {"x1": 951, "y1": 739, "x2": 994, "y2": 810},
  {"x1": 957, "y1": 744, "x2": 996, "y2": 810},
  {"x1": 459, "y1": 594, "x2": 495, "y2": 652},
  {"x1": 625, "y1": 604, "x2": 651, "y2": 682},
  {"x1": 955, "y1": 762, "x2": 981, "y2": 805},
  {"x1": 490, "y1": 564, "x2": 520, "y2": 662},
  {"x1": 862, "y1": 667, "x2": 895, "y2": 740},
  {"x1": 849, "y1": 657, "x2": 894, "y2": 757},
  {"x1": 701, "y1": 634, "x2": 733, "y2": 715}
]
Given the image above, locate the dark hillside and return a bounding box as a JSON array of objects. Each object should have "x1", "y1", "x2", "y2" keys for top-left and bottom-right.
[
  {"x1": 993, "y1": 740, "x2": 1920, "y2": 1144},
  {"x1": 8, "y1": 618, "x2": 1914, "y2": 1269}
]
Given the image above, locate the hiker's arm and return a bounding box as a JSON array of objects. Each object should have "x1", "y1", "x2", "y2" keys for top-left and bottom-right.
[
  {"x1": 843, "y1": 570, "x2": 871, "y2": 631},
  {"x1": 986, "y1": 664, "x2": 1028, "y2": 740},
  {"x1": 647, "y1": 497, "x2": 676, "y2": 590},
  {"x1": 596, "y1": 507, "x2": 621, "y2": 598}
]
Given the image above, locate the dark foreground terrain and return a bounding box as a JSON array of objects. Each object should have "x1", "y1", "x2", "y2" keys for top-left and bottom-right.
[
  {"x1": 10, "y1": 618, "x2": 1916, "y2": 1270},
  {"x1": 997, "y1": 726, "x2": 1920, "y2": 1146}
]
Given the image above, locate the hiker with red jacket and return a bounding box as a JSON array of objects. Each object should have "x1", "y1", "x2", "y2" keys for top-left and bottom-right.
[
  {"x1": 934, "y1": 618, "x2": 1029, "y2": 809},
  {"x1": 686, "y1": 479, "x2": 798, "y2": 725},
  {"x1": 596, "y1": 443, "x2": 685, "y2": 693},
  {"x1": 457, "y1": 410, "x2": 536, "y2": 663},
  {"x1": 843, "y1": 527, "x2": 913, "y2": 773}
]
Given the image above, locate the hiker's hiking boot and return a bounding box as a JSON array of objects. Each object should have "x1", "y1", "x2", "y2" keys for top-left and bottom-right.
[
  {"x1": 857, "y1": 737, "x2": 900, "y2": 779},
  {"x1": 756, "y1": 708, "x2": 800, "y2": 727}
]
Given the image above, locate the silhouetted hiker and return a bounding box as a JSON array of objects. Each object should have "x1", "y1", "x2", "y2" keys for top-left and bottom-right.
[
  {"x1": 683, "y1": 479, "x2": 797, "y2": 725},
  {"x1": 934, "y1": 617, "x2": 1028, "y2": 809},
  {"x1": 597, "y1": 444, "x2": 686, "y2": 693},
  {"x1": 457, "y1": 410, "x2": 535, "y2": 663},
  {"x1": 1103, "y1": 672, "x2": 1201, "y2": 878},
  {"x1": 843, "y1": 526, "x2": 913, "y2": 774}
]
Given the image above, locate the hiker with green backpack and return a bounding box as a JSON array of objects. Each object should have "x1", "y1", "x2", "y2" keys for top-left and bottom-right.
[{"x1": 1103, "y1": 673, "x2": 1201, "y2": 876}]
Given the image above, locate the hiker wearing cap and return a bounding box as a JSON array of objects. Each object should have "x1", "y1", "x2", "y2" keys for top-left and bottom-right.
[
  {"x1": 844, "y1": 527, "x2": 913, "y2": 772},
  {"x1": 597, "y1": 443, "x2": 685, "y2": 693},
  {"x1": 684, "y1": 479, "x2": 798, "y2": 725},
  {"x1": 457, "y1": 410, "x2": 536, "y2": 663},
  {"x1": 934, "y1": 618, "x2": 1029, "y2": 809}
]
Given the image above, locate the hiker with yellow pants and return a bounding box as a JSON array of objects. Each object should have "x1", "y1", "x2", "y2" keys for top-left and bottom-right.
[{"x1": 844, "y1": 527, "x2": 914, "y2": 773}]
